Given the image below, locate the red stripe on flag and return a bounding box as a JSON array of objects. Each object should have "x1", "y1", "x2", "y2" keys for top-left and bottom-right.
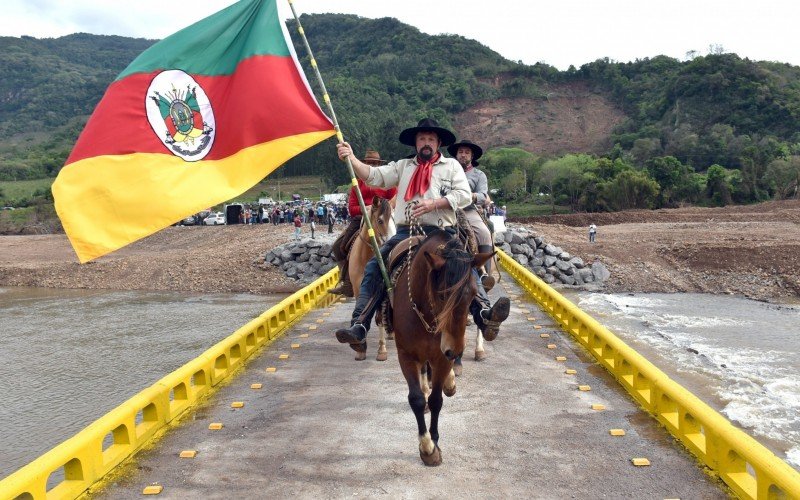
[{"x1": 66, "y1": 55, "x2": 332, "y2": 165}]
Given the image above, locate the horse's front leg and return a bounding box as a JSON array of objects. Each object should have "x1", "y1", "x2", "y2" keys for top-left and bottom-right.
[
  {"x1": 397, "y1": 351, "x2": 439, "y2": 465},
  {"x1": 424, "y1": 356, "x2": 453, "y2": 467},
  {"x1": 475, "y1": 326, "x2": 486, "y2": 361}
]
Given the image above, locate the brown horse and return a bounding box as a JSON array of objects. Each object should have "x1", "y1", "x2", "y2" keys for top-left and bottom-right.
[
  {"x1": 348, "y1": 196, "x2": 395, "y2": 361},
  {"x1": 391, "y1": 230, "x2": 492, "y2": 466}
]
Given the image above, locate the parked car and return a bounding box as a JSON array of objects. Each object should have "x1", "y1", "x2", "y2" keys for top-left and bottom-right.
[
  {"x1": 203, "y1": 212, "x2": 225, "y2": 225},
  {"x1": 179, "y1": 216, "x2": 196, "y2": 226}
]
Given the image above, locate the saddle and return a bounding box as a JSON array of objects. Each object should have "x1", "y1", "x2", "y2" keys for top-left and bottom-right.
[
  {"x1": 379, "y1": 210, "x2": 476, "y2": 333},
  {"x1": 342, "y1": 224, "x2": 362, "y2": 257}
]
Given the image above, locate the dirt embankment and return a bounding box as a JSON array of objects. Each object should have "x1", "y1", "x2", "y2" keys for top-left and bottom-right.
[
  {"x1": 1, "y1": 200, "x2": 798, "y2": 303},
  {"x1": 514, "y1": 199, "x2": 800, "y2": 302},
  {"x1": 0, "y1": 224, "x2": 306, "y2": 295}
]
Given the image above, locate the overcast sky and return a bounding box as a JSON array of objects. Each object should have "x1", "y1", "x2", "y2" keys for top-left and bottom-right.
[{"x1": 2, "y1": 0, "x2": 799, "y2": 70}]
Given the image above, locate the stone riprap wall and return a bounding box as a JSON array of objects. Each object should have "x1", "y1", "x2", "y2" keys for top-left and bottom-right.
[
  {"x1": 495, "y1": 226, "x2": 610, "y2": 287},
  {"x1": 265, "y1": 227, "x2": 609, "y2": 288},
  {"x1": 263, "y1": 238, "x2": 337, "y2": 283}
]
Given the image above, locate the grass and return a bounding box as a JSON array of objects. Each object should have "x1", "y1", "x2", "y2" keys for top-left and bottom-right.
[
  {"x1": 502, "y1": 201, "x2": 572, "y2": 217},
  {"x1": 0, "y1": 178, "x2": 55, "y2": 204}
]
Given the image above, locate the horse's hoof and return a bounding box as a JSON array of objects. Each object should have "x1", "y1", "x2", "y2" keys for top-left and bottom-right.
[
  {"x1": 354, "y1": 351, "x2": 366, "y2": 361},
  {"x1": 376, "y1": 351, "x2": 387, "y2": 361},
  {"x1": 474, "y1": 350, "x2": 487, "y2": 361},
  {"x1": 444, "y1": 384, "x2": 456, "y2": 397},
  {"x1": 453, "y1": 363, "x2": 463, "y2": 377},
  {"x1": 386, "y1": 332, "x2": 394, "y2": 340},
  {"x1": 420, "y1": 445, "x2": 442, "y2": 466}
]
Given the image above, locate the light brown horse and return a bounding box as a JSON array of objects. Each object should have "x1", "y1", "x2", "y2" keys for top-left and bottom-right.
[
  {"x1": 391, "y1": 230, "x2": 492, "y2": 466},
  {"x1": 348, "y1": 196, "x2": 395, "y2": 361}
]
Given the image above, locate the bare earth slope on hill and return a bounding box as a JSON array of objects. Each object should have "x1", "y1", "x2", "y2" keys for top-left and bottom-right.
[
  {"x1": 453, "y1": 81, "x2": 627, "y2": 155},
  {"x1": 515, "y1": 199, "x2": 800, "y2": 302}
]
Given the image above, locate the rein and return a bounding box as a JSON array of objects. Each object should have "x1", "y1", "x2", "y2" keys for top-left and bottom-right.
[{"x1": 404, "y1": 202, "x2": 438, "y2": 334}]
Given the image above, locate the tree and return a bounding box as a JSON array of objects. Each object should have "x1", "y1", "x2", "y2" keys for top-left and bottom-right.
[
  {"x1": 535, "y1": 154, "x2": 597, "y2": 210},
  {"x1": 630, "y1": 138, "x2": 662, "y2": 167},
  {"x1": 536, "y1": 161, "x2": 560, "y2": 214},
  {"x1": 480, "y1": 148, "x2": 538, "y2": 188},
  {"x1": 645, "y1": 156, "x2": 694, "y2": 207},
  {"x1": 705, "y1": 164, "x2": 741, "y2": 206},
  {"x1": 600, "y1": 170, "x2": 660, "y2": 210},
  {"x1": 500, "y1": 168, "x2": 526, "y2": 200},
  {"x1": 764, "y1": 156, "x2": 800, "y2": 199}
]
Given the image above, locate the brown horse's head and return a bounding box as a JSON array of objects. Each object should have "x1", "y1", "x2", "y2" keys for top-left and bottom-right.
[
  {"x1": 419, "y1": 231, "x2": 493, "y2": 360},
  {"x1": 364, "y1": 196, "x2": 396, "y2": 245}
]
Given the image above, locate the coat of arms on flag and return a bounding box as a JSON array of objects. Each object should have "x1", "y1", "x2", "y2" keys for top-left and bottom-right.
[{"x1": 146, "y1": 70, "x2": 216, "y2": 161}]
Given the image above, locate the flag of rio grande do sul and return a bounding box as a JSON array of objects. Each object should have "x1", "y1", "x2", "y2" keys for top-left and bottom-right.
[{"x1": 52, "y1": 0, "x2": 334, "y2": 263}]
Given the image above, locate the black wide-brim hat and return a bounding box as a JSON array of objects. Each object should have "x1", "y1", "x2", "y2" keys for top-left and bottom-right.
[
  {"x1": 398, "y1": 118, "x2": 456, "y2": 147},
  {"x1": 447, "y1": 139, "x2": 483, "y2": 161}
]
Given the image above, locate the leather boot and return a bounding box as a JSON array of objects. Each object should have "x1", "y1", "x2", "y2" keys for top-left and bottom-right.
[
  {"x1": 477, "y1": 244, "x2": 495, "y2": 291},
  {"x1": 479, "y1": 297, "x2": 510, "y2": 341},
  {"x1": 334, "y1": 271, "x2": 385, "y2": 353},
  {"x1": 335, "y1": 323, "x2": 367, "y2": 353},
  {"x1": 329, "y1": 259, "x2": 354, "y2": 297},
  {"x1": 470, "y1": 267, "x2": 510, "y2": 341}
]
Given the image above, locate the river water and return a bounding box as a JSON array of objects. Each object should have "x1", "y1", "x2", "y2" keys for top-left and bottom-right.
[
  {"x1": 562, "y1": 291, "x2": 800, "y2": 470},
  {"x1": 0, "y1": 287, "x2": 286, "y2": 479},
  {"x1": 2, "y1": 287, "x2": 798, "y2": 480}
]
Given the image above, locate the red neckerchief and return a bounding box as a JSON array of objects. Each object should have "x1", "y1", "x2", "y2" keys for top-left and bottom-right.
[
  {"x1": 464, "y1": 163, "x2": 474, "y2": 173},
  {"x1": 404, "y1": 152, "x2": 440, "y2": 201}
]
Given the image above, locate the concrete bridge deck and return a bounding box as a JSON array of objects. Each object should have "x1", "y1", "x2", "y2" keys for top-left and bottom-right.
[{"x1": 93, "y1": 274, "x2": 726, "y2": 499}]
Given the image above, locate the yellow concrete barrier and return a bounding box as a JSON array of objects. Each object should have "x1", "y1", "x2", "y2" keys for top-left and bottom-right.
[
  {"x1": 0, "y1": 268, "x2": 340, "y2": 500},
  {"x1": 497, "y1": 250, "x2": 800, "y2": 499}
]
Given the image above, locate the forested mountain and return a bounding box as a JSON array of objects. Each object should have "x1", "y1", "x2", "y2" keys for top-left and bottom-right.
[{"x1": 1, "y1": 13, "x2": 799, "y2": 209}]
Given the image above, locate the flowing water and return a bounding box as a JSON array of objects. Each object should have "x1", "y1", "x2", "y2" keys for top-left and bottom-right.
[
  {"x1": 0, "y1": 287, "x2": 286, "y2": 479},
  {"x1": 561, "y1": 291, "x2": 800, "y2": 470}
]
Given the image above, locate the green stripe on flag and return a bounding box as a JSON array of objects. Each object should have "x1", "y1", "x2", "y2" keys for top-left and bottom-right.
[{"x1": 117, "y1": 0, "x2": 291, "y2": 80}]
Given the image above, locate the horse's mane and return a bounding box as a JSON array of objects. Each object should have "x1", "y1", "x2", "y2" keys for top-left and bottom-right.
[{"x1": 420, "y1": 230, "x2": 474, "y2": 336}]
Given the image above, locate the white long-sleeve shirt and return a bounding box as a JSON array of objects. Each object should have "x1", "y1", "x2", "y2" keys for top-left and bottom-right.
[{"x1": 366, "y1": 155, "x2": 471, "y2": 227}]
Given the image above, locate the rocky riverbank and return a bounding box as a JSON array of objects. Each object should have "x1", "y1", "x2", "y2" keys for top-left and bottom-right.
[
  {"x1": 495, "y1": 226, "x2": 610, "y2": 287},
  {"x1": 262, "y1": 225, "x2": 610, "y2": 291}
]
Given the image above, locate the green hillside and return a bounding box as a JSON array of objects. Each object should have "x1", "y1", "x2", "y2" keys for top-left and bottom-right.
[{"x1": 1, "y1": 13, "x2": 799, "y2": 224}]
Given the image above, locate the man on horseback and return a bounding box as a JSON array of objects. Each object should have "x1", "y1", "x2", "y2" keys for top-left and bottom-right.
[
  {"x1": 334, "y1": 118, "x2": 511, "y2": 355},
  {"x1": 447, "y1": 139, "x2": 496, "y2": 291},
  {"x1": 329, "y1": 149, "x2": 397, "y2": 297}
]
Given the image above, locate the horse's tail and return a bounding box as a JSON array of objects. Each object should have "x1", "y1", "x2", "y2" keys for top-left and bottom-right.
[{"x1": 434, "y1": 239, "x2": 474, "y2": 336}]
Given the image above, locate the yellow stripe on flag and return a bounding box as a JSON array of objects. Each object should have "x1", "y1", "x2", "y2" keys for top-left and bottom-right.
[{"x1": 54, "y1": 130, "x2": 334, "y2": 263}]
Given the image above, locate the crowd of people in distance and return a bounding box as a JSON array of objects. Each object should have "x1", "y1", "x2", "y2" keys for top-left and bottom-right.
[{"x1": 236, "y1": 202, "x2": 349, "y2": 226}]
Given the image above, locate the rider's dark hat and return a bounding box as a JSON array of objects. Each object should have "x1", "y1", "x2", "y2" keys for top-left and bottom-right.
[
  {"x1": 447, "y1": 139, "x2": 483, "y2": 161},
  {"x1": 398, "y1": 118, "x2": 456, "y2": 147}
]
